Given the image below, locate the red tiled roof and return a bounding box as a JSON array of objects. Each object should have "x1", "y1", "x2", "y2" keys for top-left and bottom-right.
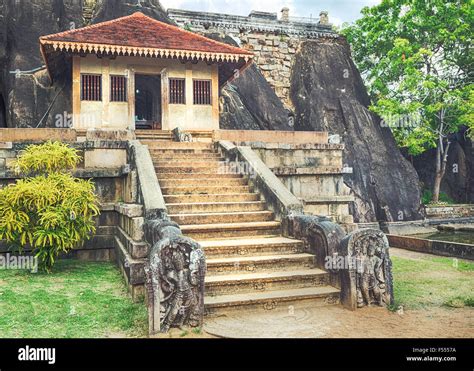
[{"x1": 40, "y1": 12, "x2": 253, "y2": 59}]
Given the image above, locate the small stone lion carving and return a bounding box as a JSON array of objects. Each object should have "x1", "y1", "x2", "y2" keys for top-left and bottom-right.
[
  {"x1": 172, "y1": 127, "x2": 193, "y2": 143},
  {"x1": 145, "y1": 222, "x2": 206, "y2": 334}
]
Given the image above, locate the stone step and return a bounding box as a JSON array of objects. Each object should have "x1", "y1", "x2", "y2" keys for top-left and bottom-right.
[
  {"x1": 136, "y1": 130, "x2": 171, "y2": 134},
  {"x1": 181, "y1": 221, "x2": 281, "y2": 239},
  {"x1": 205, "y1": 253, "x2": 315, "y2": 275},
  {"x1": 158, "y1": 173, "x2": 242, "y2": 180},
  {"x1": 154, "y1": 159, "x2": 226, "y2": 167},
  {"x1": 198, "y1": 236, "x2": 305, "y2": 258},
  {"x1": 204, "y1": 286, "x2": 341, "y2": 314},
  {"x1": 163, "y1": 193, "x2": 260, "y2": 203},
  {"x1": 158, "y1": 169, "x2": 226, "y2": 176},
  {"x1": 205, "y1": 269, "x2": 330, "y2": 296},
  {"x1": 136, "y1": 134, "x2": 173, "y2": 140},
  {"x1": 161, "y1": 185, "x2": 252, "y2": 195},
  {"x1": 156, "y1": 163, "x2": 228, "y2": 174},
  {"x1": 149, "y1": 149, "x2": 216, "y2": 155},
  {"x1": 137, "y1": 137, "x2": 173, "y2": 142},
  {"x1": 169, "y1": 211, "x2": 274, "y2": 225},
  {"x1": 141, "y1": 141, "x2": 214, "y2": 150},
  {"x1": 159, "y1": 178, "x2": 247, "y2": 188},
  {"x1": 151, "y1": 153, "x2": 222, "y2": 160},
  {"x1": 167, "y1": 201, "x2": 266, "y2": 214}
]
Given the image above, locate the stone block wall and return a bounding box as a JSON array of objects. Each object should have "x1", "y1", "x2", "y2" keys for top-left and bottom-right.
[
  {"x1": 425, "y1": 204, "x2": 474, "y2": 219},
  {"x1": 114, "y1": 203, "x2": 148, "y2": 302},
  {"x1": 236, "y1": 141, "x2": 354, "y2": 226},
  {"x1": 240, "y1": 34, "x2": 300, "y2": 106}
]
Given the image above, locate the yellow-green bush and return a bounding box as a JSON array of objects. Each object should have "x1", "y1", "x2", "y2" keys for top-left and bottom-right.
[
  {"x1": 14, "y1": 141, "x2": 81, "y2": 174},
  {"x1": 0, "y1": 141, "x2": 100, "y2": 272}
]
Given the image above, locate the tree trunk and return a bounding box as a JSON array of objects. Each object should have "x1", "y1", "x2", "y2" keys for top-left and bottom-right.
[
  {"x1": 432, "y1": 171, "x2": 443, "y2": 203},
  {"x1": 432, "y1": 140, "x2": 451, "y2": 204}
]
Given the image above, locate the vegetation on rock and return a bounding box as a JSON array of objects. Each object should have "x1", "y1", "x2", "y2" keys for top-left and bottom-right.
[
  {"x1": 343, "y1": 0, "x2": 473, "y2": 203},
  {"x1": 0, "y1": 141, "x2": 99, "y2": 272}
]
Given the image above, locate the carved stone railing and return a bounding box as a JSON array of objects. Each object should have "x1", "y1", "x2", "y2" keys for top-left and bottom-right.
[
  {"x1": 128, "y1": 140, "x2": 206, "y2": 334},
  {"x1": 128, "y1": 140, "x2": 167, "y2": 220},
  {"x1": 285, "y1": 214, "x2": 394, "y2": 310}
]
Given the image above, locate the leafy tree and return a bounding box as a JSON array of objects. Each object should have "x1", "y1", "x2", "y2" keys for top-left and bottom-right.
[
  {"x1": 343, "y1": 0, "x2": 473, "y2": 203},
  {"x1": 0, "y1": 141, "x2": 100, "y2": 272}
]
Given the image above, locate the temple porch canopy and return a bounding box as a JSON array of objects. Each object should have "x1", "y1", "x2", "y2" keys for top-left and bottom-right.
[{"x1": 39, "y1": 12, "x2": 253, "y2": 131}]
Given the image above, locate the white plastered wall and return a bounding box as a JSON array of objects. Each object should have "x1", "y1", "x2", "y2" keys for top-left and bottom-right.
[{"x1": 72, "y1": 54, "x2": 219, "y2": 131}]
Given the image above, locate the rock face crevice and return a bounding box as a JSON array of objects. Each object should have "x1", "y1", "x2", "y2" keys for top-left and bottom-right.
[{"x1": 290, "y1": 38, "x2": 422, "y2": 223}]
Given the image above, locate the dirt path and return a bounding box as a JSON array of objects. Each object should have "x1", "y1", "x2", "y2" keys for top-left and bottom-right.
[
  {"x1": 202, "y1": 305, "x2": 473, "y2": 338},
  {"x1": 201, "y1": 248, "x2": 474, "y2": 338}
]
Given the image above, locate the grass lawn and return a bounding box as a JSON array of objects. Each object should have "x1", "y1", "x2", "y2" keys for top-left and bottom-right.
[
  {"x1": 392, "y1": 254, "x2": 474, "y2": 310},
  {"x1": 0, "y1": 259, "x2": 148, "y2": 338}
]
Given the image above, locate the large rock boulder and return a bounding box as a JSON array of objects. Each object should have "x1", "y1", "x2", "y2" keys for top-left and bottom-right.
[
  {"x1": 290, "y1": 38, "x2": 423, "y2": 223},
  {"x1": 92, "y1": 0, "x2": 170, "y2": 24},
  {"x1": 220, "y1": 64, "x2": 293, "y2": 131},
  {"x1": 0, "y1": 0, "x2": 82, "y2": 128}
]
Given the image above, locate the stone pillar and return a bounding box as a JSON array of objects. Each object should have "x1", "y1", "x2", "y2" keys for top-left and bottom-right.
[
  {"x1": 319, "y1": 11, "x2": 329, "y2": 25},
  {"x1": 72, "y1": 57, "x2": 81, "y2": 129},
  {"x1": 281, "y1": 7, "x2": 290, "y2": 22}
]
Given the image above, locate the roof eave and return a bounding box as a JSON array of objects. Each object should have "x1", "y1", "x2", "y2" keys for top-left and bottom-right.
[{"x1": 39, "y1": 39, "x2": 253, "y2": 64}]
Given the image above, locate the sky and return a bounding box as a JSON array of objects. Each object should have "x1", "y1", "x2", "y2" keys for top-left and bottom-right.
[{"x1": 160, "y1": 0, "x2": 382, "y2": 26}]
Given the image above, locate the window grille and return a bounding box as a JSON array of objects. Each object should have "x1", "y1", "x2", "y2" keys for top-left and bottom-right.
[
  {"x1": 169, "y1": 78, "x2": 186, "y2": 104},
  {"x1": 110, "y1": 75, "x2": 127, "y2": 102},
  {"x1": 81, "y1": 74, "x2": 102, "y2": 101},
  {"x1": 193, "y1": 79, "x2": 212, "y2": 105}
]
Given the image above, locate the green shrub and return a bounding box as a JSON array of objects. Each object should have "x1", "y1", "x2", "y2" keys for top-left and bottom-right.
[
  {"x1": 0, "y1": 141, "x2": 99, "y2": 272},
  {"x1": 422, "y1": 189, "x2": 455, "y2": 205},
  {"x1": 444, "y1": 296, "x2": 474, "y2": 308},
  {"x1": 14, "y1": 141, "x2": 81, "y2": 175}
]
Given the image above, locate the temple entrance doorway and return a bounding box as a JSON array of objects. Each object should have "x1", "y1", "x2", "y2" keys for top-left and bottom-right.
[{"x1": 135, "y1": 74, "x2": 162, "y2": 130}]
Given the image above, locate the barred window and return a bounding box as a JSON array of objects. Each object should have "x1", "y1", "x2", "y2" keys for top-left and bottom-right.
[
  {"x1": 81, "y1": 74, "x2": 102, "y2": 101},
  {"x1": 193, "y1": 80, "x2": 212, "y2": 105},
  {"x1": 169, "y1": 78, "x2": 185, "y2": 104},
  {"x1": 110, "y1": 75, "x2": 127, "y2": 102}
]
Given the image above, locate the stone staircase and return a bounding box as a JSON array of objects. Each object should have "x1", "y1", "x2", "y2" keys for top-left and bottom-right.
[{"x1": 142, "y1": 139, "x2": 341, "y2": 315}]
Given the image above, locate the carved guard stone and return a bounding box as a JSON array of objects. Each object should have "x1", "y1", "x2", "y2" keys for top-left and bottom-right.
[
  {"x1": 145, "y1": 221, "x2": 206, "y2": 334},
  {"x1": 340, "y1": 229, "x2": 394, "y2": 310}
]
